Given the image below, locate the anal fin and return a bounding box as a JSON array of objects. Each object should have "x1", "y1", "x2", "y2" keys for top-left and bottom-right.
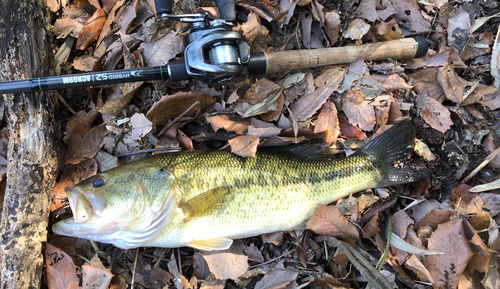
[
  {"x1": 189, "y1": 238, "x2": 233, "y2": 251},
  {"x1": 180, "y1": 187, "x2": 233, "y2": 222}
]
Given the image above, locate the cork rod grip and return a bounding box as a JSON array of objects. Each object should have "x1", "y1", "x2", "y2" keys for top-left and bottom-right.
[{"x1": 263, "y1": 38, "x2": 419, "y2": 74}]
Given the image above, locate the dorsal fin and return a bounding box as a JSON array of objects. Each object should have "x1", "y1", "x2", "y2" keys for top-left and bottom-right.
[{"x1": 260, "y1": 141, "x2": 343, "y2": 161}]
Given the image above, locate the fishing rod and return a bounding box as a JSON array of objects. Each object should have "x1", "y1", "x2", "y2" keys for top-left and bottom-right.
[{"x1": 0, "y1": 0, "x2": 428, "y2": 94}]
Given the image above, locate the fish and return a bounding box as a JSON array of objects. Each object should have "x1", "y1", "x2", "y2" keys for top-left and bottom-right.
[{"x1": 53, "y1": 119, "x2": 429, "y2": 251}]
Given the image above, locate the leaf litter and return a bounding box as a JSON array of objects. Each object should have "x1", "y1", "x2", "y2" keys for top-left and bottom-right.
[{"x1": 38, "y1": 0, "x2": 500, "y2": 288}]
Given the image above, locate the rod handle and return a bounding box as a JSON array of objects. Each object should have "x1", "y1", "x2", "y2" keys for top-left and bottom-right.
[{"x1": 248, "y1": 37, "x2": 428, "y2": 75}]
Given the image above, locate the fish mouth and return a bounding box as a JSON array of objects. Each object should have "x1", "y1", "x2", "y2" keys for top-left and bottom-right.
[
  {"x1": 65, "y1": 186, "x2": 92, "y2": 223},
  {"x1": 52, "y1": 186, "x2": 119, "y2": 237}
]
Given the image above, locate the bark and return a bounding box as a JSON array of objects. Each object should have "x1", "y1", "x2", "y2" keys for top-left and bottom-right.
[{"x1": 0, "y1": 1, "x2": 58, "y2": 288}]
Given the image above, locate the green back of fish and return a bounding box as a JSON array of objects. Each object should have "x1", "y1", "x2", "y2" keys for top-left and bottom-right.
[
  {"x1": 141, "y1": 149, "x2": 378, "y2": 242},
  {"x1": 143, "y1": 119, "x2": 428, "y2": 246}
]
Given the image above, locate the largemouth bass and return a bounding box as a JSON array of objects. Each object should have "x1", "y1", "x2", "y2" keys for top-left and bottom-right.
[{"x1": 53, "y1": 119, "x2": 429, "y2": 250}]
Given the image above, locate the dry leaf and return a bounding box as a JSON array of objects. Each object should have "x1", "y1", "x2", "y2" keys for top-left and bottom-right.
[
  {"x1": 53, "y1": 16, "x2": 84, "y2": 39},
  {"x1": 416, "y1": 93, "x2": 452, "y2": 133},
  {"x1": 234, "y1": 13, "x2": 269, "y2": 53},
  {"x1": 243, "y1": 243, "x2": 265, "y2": 263},
  {"x1": 324, "y1": 11, "x2": 341, "y2": 45},
  {"x1": 95, "y1": 151, "x2": 118, "y2": 172},
  {"x1": 405, "y1": 255, "x2": 434, "y2": 283},
  {"x1": 292, "y1": 85, "x2": 338, "y2": 121},
  {"x1": 462, "y1": 32, "x2": 494, "y2": 61},
  {"x1": 343, "y1": 90, "x2": 376, "y2": 131},
  {"x1": 45, "y1": 243, "x2": 80, "y2": 289},
  {"x1": 301, "y1": 9, "x2": 313, "y2": 49},
  {"x1": 97, "y1": 42, "x2": 143, "y2": 117},
  {"x1": 379, "y1": 0, "x2": 431, "y2": 33},
  {"x1": 206, "y1": 115, "x2": 251, "y2": 134},
  {"x1": 235, "y1": 80, "x2": 283, "y2": 118},
  {"x1": 62, "y1": 158, "x2": 98, "y2": 184},
  {"x1": 199, "y1": 279, "x2": 227, "y2": 289},
  {"x1": 314, "y1": 65, "x2": 347, "y2": 88},
  {"x1": 96, "y1": 1, "x2": 124, "y2": 48},
  {"x1": 140, "y1": 32, "x2": 184, "y2": 66},
  {"x1": 361, "y1": 213, "x2": 380, "y2": 239},
  {"x1": 76, "y1": 8, "x2": 106, "y2": 50},
  {"x1": 338, "y1": 117, "x2": 367, "y2": 140},
  {"x1": 228, "y1": 135, "x2": 260, "y2": 158},
  {"x1": 372, "y1": 20, "x2": 402, "y2": 41},
  {"x1": 66, "y1": 111, "x2": 100, "y2": 163},
  {"x1": 391, "y1": 210, "x2": 414, "y2": 264},
  {"x1": 339, "y1": 59, "x2": 368, "y2": 91},
  {"x1": 177, "y1": 129, "x2": 193, "y2": 150},
  {"x1": 72, "y1": 55, "x2": 99, "y2": 72},
  {"x1": 462, "y1": 218, "x2": 490, "y2": 257},
  {"x1": 201, "y1": 242, "x2": 249, "y2": 280},
  {"x1": 193, "y1": 251, "x2": 211, "y2": 280},
  {"x1": 47, "y1": 0, "x2": 62, "y2": 12},
  {"x1": 406, "y1": 51, "x2": 450, "y2": 70},
  {"x1": 146, "y1": 91, "x2": 214, "y2": 125},
  {"x1": 134, "y1": 264, "x2": 174, "y2": 289},
  {"x1": 82, "y1": 254, "x2": 113, "y2": 289},
  {"x1": 337, "y1": 194, "x2": 379, "y2": 215},
  {"x1": 314, "y1": 100, "x2": 340, "y2": 144},
  {"x1": 447, "y1": 7, "x2": 471, "y2": 55},
  {"x1": 426, "y1": 218, "x2": 474, "y2": 289},
  {"x1": 369, "y1": 74, "x2": 412, "y2": 92},
  {"x1": 479, "y1": 193, "x2": 500, "y2": 217},
  {"x1": 64, "y1": 110, "x2": 87, "y2": 145},
  {"x1": 357, "y1": 0, "x2": 378, "y2": 22},
  {"x1": 437, "y1": 63, "x2": 465, "y2": 104},
  {"x1": 409, "y1": 68, "x2": 446, "y2": 102},
  {"x1": 247, "y1": 124, "x2": 282, "y2": 138},
  {"x1": 261, "y1": 231, "x2": 284, "y2": 246},
  {"x1": 342, "y1": 19, "x2": 371, "y2": 40},
  {"x1": 242, "y1": 78, "x2": 281, "y2": 105},
  {"x1": 483, "y1": 88, "x2": 500, "y2": 110},
  {"x1": 255, "y1": 270, "x2": 298, "y2": 289},
  {"x1": 307, "y1": 204, "x2": 360, "y2": 242},
  {"x1": 51, "y1": 178, "x2": 76, "y2": 212},
  {"x1": 66, "y1": 124, "x2": 110, "y2": 164},
  {"x1": 415, "y1": 209, "x2": 452, "y2": 231},
  {"x1": 130, "y1": 113, "x2": 152, "y2": 140},
  {"x1": 280, "y1": 0, "x2": 300, "y2": 25}
]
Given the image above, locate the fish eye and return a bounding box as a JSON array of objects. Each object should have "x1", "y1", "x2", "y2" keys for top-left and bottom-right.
[{"x1": 92, "y1": 176, "x2": 105, "y2": 188}]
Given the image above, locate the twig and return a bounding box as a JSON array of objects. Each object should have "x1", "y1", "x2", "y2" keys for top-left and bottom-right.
[
  {"x1": 461, "y1": 81, "x2": 479, "y2": 104},
  {"x1": 177, "y1": 248, "x2": 182, "y2": 276},
  {"x1": 249, "y1": 250, "x2": 293, "y2": 269},
  {"x1": 154, "y1": 248, "x2": 170, "y2": 268},
  {"x1": 131, "y1": 248, "x2": 139, "y2": 289},
  {"x1": 367, "y1": 215, "x2": 393, "y2": 289},
  {"x1": 58, "y1": 94, "x2": 76, "y2": 114},
  {"x1": 461, "y1": 146, "x2": 500, "y2": 184},
  {"x1": 116, "y1": 147, "x2": 181, "y2": 158},
  {"x1": 156, "y1": 100, "x2": 200, "y2": 137}
]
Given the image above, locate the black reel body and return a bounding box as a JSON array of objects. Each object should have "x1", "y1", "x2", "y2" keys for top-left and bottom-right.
[{"x1": 158, "y1": 0, "x2": 248, "y2": 83}]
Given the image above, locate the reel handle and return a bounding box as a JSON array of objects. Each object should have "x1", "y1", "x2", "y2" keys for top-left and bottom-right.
[
  {"x1": 216, "y1": 0, "x2": 236, "y2": 22},
  {"x1": 155, "y1": 0, "x2": 172, "y2": 18}
]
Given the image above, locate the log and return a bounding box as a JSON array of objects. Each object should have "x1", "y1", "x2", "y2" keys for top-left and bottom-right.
[{"x1": 0, "y1": 1, "x2": 58, "y2": 288}]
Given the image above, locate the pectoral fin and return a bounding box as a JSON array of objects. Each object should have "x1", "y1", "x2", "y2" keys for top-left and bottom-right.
[
  {"x1": 189, "y1": 238, "x2": 233, "y2": 251},
  {"x1": 180, "y1": 187, "x2": 233, "y2": 222}
]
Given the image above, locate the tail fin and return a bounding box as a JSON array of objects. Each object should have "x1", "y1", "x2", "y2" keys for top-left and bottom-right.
[{"x1": 356, "y1": 119, "x2": 430, "y2": 187}]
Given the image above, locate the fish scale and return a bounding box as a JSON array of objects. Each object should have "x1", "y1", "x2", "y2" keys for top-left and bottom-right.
[
  {"x1": 141, "y1": 151, "x2": 381, "y2": 248},
  {"x1": 53, "y1": 119, "x2": 430, "y2": 250}
]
